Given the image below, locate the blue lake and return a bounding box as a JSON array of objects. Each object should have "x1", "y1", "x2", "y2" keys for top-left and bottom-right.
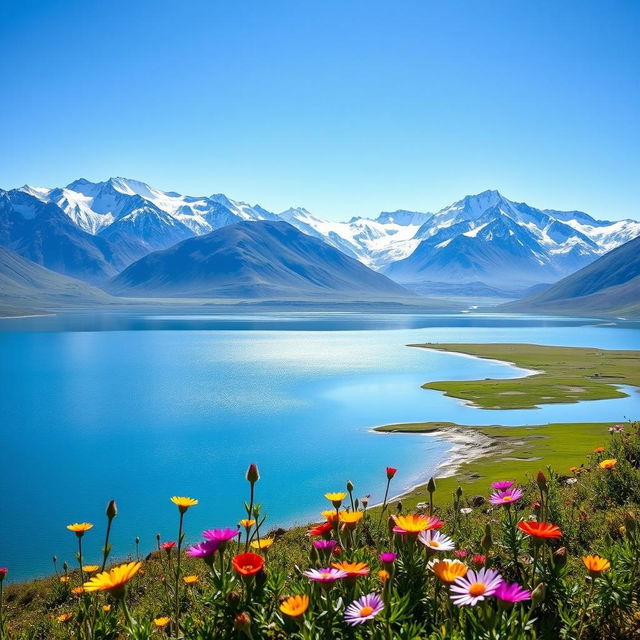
[{"x1": 1, "y1": 311, "x2": 639, "y2": 581}]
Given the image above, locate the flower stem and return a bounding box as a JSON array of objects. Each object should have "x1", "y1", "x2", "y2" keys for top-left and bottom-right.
[{"x1": 174, "y1": 510, "x2": 185, "y2": 635}]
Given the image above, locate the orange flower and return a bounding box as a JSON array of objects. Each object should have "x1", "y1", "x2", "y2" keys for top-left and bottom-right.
[
  {"x1": 59, "y1": 576, "x2": 70, "y2": 583},
  {"x1": 593, "y1": 447, "x2": 605, "y2": 454},
  {"x1": 154, "y1": 616, "x2": 171, "y2": 628},
  {"x1": 250, "y1": 538, "x2": 274, "y2": 550},
  {"x1": 582, "y1": 555, "x2": 610, "y2": 577},
  {"x1": 183, "y1": 575, "x2": 199, "y2": 585},
  {"x1": 392, "y1": 514, "x2": 438, "y2": 534},
  {"x1": 279, "y1": 594, "x2": 309, "y2": 617},
  {"x1": 307, "y1": 521, "x2": 333, "y2": 537},
  {"x1": 339, "y1": 511, "x2": 363, "y2": 526},
  {"x1": 239, "y1": 519, "x2": 256, "y2": 529},
  {"x1": 232, "y1": 552, "x2": 264, "y2": 576},
  {"x1": 517, "y1": 521, "x2": 562, "y2": 539},
  {"x1": 430, "y1": 559, "x2": 468, "y2": 584},
  {"x1": 66, "y1": 523, "x2": 93, "y2": 537},
  {"x1": 331, "y1": 561, "x2": 369, "y2": 577},
  {"x1": 569, "y1": 466, "x2": 579, "y2": 473},
  {"x1": 378, "y1": 569, "x2": 390, "y2": 582},
  {"x1": 71, "y1": 586, "x2": 84, "y2": 595},
  {"x1": 82, "y1": 565, "x2": 99, "y2": 573},
  {"x1": 56, "y1": 613, "x2": 73, "y2": 623},
  {"x1": 599, "y1": 459, "x2": 617, "y2": 469},
  {"x1": 321, "y1": 510, "x2": 340, "y2": 522},
  {"x1": 102, "y1": 605, "x2": 111, "y2": 612}
]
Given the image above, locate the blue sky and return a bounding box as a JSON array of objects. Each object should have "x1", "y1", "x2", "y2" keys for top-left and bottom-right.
[{"x1": 1, "y1": 0, "x2": 638, "y2": 221}]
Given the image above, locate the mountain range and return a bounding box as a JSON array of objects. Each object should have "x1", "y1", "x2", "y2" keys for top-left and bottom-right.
[{"x1": 1, "y1": 177, "x2": 638, "y2": 297}]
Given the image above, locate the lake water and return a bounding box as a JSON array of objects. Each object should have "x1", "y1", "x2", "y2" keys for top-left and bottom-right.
[{"x1": 1, "y1": 311, "x2": 639, "y2": 581}]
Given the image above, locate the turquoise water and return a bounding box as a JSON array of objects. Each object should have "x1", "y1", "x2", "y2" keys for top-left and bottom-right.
[{"x1": 1, "y1": 312, "x2": 638, "y2": 581}]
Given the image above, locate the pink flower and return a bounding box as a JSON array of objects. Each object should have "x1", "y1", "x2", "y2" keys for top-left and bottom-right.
[
  {"x1": 491, "y1": 481, "x2": 515, "y2": 490},
  {"x1": 187, "y1": 540, "x2": 219, "y2": 558},
  {"x1": 378, "y1": 552, "x2": 397, "y2": 565},
  {"x1": 160, "y1": 541, "x2": 176, "y2": 551},
  {"x1": 494, "y1": 581, "x2": 531, "y2": 607},
  {"x1": 450, "y1": 568, "x2": 503, "y2": 606},
  {"x1": 344, "y1": 592, "x2": 384, "y2": 626},
  {"x1": 202, "y1": 528, "x2": 240, "y2": 545},
  {"x1": 0, "y1": 568, "x2": 7, "y2": 582},
  {"x1": 454, "y1": 550, "x2": 469, "y2": 559},
  {"x1": 313, "y1": 539, "x2": 338, "y2": 551},
  {"x1": 303, "y1": 567, "x2": 347, "y2": 583},
  {"x1": 489, "y1": 488, "x2": 524, "y2": 506}
]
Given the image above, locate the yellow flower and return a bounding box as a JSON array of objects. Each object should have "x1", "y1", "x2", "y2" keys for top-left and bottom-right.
[
  {"x1": 279, "y1": 594, "x2": 309, "y2": 617},
  {"x1": 430, "y1": 559, "x2": 468, "y2": 584},
  {"x1": 378, "y1": 569, "x2": 390, "y2": 582},
  {"x1": 250, "y1": 538, "x2": 274, "y2": 550},
  {"x1": 325, "y1": 492, "x2": 347, "y2": 508},
  {"x1": 57, "y1": 613, "x2": 73, "y2": 623},
  {"x1": 183, "y1": 575, "x2": 199, "y2": 585},
  {"x1": 154, "y1": 616, "x2": 171, "y2": 628},
  {"x1": 102, "y1": 605, "x2": 111, "y2": 612},
  {"x1": 82, "y1": 565, "x2": 99, "y2": 573},
  {"x1": 240, "y1": 519, "x2": 256, "y2": 529},
  {"x1": 321, "y1": 510, "x2": 340, "y2": 522},
  {"x1": 71, "y1": 586, "x2": 85, "y2": 595},
  {"x1": 582, "y1": 555, "x2": 610, "y2": 576},
  {"x1": 59, "y1": 576, "x2": 70, "y2": 583},
  {"x1": 392, "y1": 514, "x2": 434, "y2": 533},
  {"x1": 83, "y1": 561, "x2": 142, "y2": 596},
  {"x1": 599, "y1": 459, "x2": 617, "y2": 469},
  {"x1": 170, "y1": 496, "x2": 198, "y2": 512},
  {"x1": 339, "y1": 511, "x2": 363, "y2": 526},
  {"x1": 66, "y1": 522, "x2": 93, "y2": 536}
]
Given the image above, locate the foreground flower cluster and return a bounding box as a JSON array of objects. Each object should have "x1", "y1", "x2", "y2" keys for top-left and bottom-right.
[{"x1": 1, "y1": 424, "x2": 639, "y2": 639}]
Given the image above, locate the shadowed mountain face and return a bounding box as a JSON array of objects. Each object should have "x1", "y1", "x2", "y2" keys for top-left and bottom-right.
[
  {"x1": 501, "y1": 235, "x2": 640, "y2": 317},
  {"x1": 0, "y1": 246, "x2": 112, "y2": 313},
  {"x1": 107, "y1": 221, "x2": 414, "y2": 300}
]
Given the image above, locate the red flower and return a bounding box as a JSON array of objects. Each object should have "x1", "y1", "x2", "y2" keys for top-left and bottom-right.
[
  {"x1": 517, "y1": 521, "x2": 562, "y2": 539},
  {"x1": 232, "y1": 552, "x2": 264, "y2": 576},
  {"x1": 386, "y1": 467, "x2": 397, "y2": 480},
  {"x1": 160, "y1": 541, "x2": 176, "y2": 551},
  {"x1": 307, "y1": 522, "x2": 333, "y2": 537},
  {"x1": 471, "y1": 554, "x2": 486, "y2": 568},
  {"x1": 0, "y1": 568, "x2": 7, "y2": 581},
  {"x1": 246, "y1": 464, "x2": 260, "y2": 484}
]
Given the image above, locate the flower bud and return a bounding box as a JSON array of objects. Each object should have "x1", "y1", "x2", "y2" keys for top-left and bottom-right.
[
  {"x1": 553, "y1": 546, "x2": 567, "y2": 568},
  {"x1": 396, "y1": 502, "x2": 403, "y2": 513},
  {"x1": 106, "y1": 500, "x2": 117, "y2": 520},
  {"x1": 354, "y1": 498, "x2": 360, "y2": 510},
  {"x1": 427, "y1": 477, "x2": 436, "y2": 494},
  {"x1": 234, "y1": 612, "x2": 252, "y2": 636},
  {"x1": 531, "y1": 582, "x2": 546, "y2": 607},
  {"x1": 63, "y1": 561, "x2": 68, "y2": 572},
  {"x1": 0, "y1": 568, "x2": 7, "y2": 582},
  {"x1": 456, "y1": 486, "x2": 463, "y2": 499},
  {"x1": 471, "y1": 554, "x2": 486, "y2": 569},
  {"x1": 481, "y1": 524, "x2": 492, "y2": 551},
  {"x1": 386, "y1": 467, "x2": 397, "y2": 480},
  {"x1": 246, "y1": 464, "x2": 260, "y2": 484},
  {"x1": 346, "y1": 480, "x2": 354, "y2": 493},
  {"x1": 135, "y1": 536, "x2": 140, "y2": 545},
  {"x1": 536, "y1": 471, "x2": 548, "y2": 493}
]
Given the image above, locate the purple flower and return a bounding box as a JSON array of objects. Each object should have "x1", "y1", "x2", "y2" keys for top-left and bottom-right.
[
  {"x1": 202, "y1": 528, "x2": 240, "y2": 545},
  {"x1": 450, "y1": 568, "x2": 503, "y2": 606},
  {"x1": 303, "y1": 567, "x2": 347, "y2": 583},
  {"x1": 313, "y1": 539, "x2": 338, "y2": 551},
  {"x1": 491, "y1": 480, "x2": 515, "y2": 490},
  {"x1": 494, "y1": 581, "x2": 531, "y2": 607},
  {"x1": 378, "y1": 552, "x2": 397, "y2": 565},
  {"x1": 489, "y1": 488, "x2": 524, "y2": 506},
  {"x1": 344, "y1": 592, "x2": 384, "y2": 625},
  {"x1": 187, "y1": 540, "x2": 219, "y2": 558}
]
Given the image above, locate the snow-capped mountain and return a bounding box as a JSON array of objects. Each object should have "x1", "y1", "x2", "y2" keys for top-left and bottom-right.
[{"x1": 6, "y1": 179, "x2": 639, "y2": 294}]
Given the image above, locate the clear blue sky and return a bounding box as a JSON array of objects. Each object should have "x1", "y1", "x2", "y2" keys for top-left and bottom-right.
[{"x1": 1, "y1": 0, "x2": 638, "y2": 221}]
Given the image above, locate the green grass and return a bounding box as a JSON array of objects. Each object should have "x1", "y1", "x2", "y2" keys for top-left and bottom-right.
[
  {"x1": 375, "y1": 421, "x2": 613, "y2": 509},
  {"x1": 411, "y1": 342, "x2": 640, "y2": 409}
]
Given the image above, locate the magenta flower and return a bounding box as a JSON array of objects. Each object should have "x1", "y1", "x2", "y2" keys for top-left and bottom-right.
[
  {"x1": 494, "y1": 581, "x2": 531, "y2": 607},
  {"x1": 454, "y1": 550, "x2": 469, "y2": 559},
  {"x1": 378, "y1": 552, "x2": 397, "y2": 565},
  {"x1": 202, "y1": 528, "x2": 240, "y2": 545},
  {"x1": 313, "y1": 539, "x2": 338, "y2": 551},
  {"x1": 489, "y1": 488, "x2": 524, "y2": 506},
  {"x1": 303, "y1": 567, "x2": 347, "y2": 583},
  {"x1": 450, "y1": 568, "x2": 503, "y2": 606},
  {"x1": 491, "y1": 480, "x2": 515, "y2": 490},
  {"x1": 344, "y1": 593, "x2": 384, "y2": 625},
  {"x1": 187, "y1": 540, "x2": 219, "y2": 558}
]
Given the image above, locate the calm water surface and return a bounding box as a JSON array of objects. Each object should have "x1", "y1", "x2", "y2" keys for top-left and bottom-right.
[{"x1": 1, "y1": 312, "x2": 639, "y2": 580}]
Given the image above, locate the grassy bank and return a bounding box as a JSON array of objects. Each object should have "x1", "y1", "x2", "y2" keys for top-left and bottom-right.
[{"x1": 411, "y1": 343, "x2": 640, "y2": 409}]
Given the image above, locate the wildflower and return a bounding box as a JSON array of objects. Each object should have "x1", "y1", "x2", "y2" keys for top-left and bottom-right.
[
  {"x1": 593, "y1": 447, "x2": 605, "y2": 453},
  {"x1": 339, "y1": 511, "x2": 363, "y2": 526},
  {"x1": 66, "y1": 523, "x2": 93, "y2": 537},
  {"x1": 361, "y1": 495, "x2": 370, "y2": 507},
  {"x1": 232, "y1": 552, "x2": 264, "y2": 576},
  {"x1": 419, "y1": 530, "x2": 456, "y2": 552},
  {"x1": 280, "y1": 594, "x2": 309, "y2": 617},
  {"x1": 386, "y1": 467, "x2": 397, "y2": 479},
  {"x1": 378, "y1": 569, "x2": 390, "y2": 581},
  {"x1": 160, "y1": 541, "x2": 176, "y2": 551},
  {"x1": 582, "y1": 555, "x2": 611, "y2": 577},
  {"x1": 566, "y1": 478, "x2": 578, "y2": 485},
  {"x1": 570, "y1": 466, "x2": 579, "y2": 473},
  {"x1": 431, "y1": 559, "x2": 468, "y2": 584},
  {"x1": 102, "y1": 605, "x2": 111, "y2": 612},
  {"x1": 82, "y1": 565, "x2": 99, "y2": 573},
  {"x1": 599, "y1": 459, "x2": 617, "y2": 469},
  {"x1": 250, "y1": 538, "x2": 274, "y2": 550},
  {"x1": 325, "y1": 492, "x2": 347, "y2": 508},
  {"x1": 517, "y1": 521, "x2": 562, "y2": 539},
  {"x1": 187, "y1": 540, "x2": 219, "y2": 558},
  {"x1": 57, "y1": 613, "x2": 73, "y2": 623},
  {"x1": 609, "y1": 424, "x2": 624, "y2": 433},
  {"x1": 344, "y1": 593, "x2": 384, "y2": 625},
  {"x1": 246, "y1": 463, "x2": 260, "y2": 484},
  {"x1": 331, "y1": 561, "x2": 369, "y2": 577},
  {"x1": 308, "y1": 522, "x2": 333, "y2": 537},
  {"x1": 313, "y1": 539, "x2": 338, "y2": 551},
  {"x1": 460, "y1": 507, "x2": 473, "y2": 514},
  {"x1": 491, "y1": 480, "x2": 515, "y2": 490},
  {"x1": 536, "y1": 471, "x2": 548, "y2": 492},
  {"x1": 471, "y1": 554, "x2": 486, "y2": 568},
  {"x1": 154, "y1": 617, "x2": 171, "y2": 628},
  {"x1": 183, "y1": 575, "x2": 199, "y2": 585},
  {"x1": 321, "y1": 510, "x2": 340, "y2": 522},
  {"x1": 234, "y1": 612, "x2": 252, "y2": 635},
  {"x1": 0, "y1": 568, "x2": 6, "y2": 581},
  {"x1": 450, "y1": 568, "x2": 503, "y2": 606},
  {"x1": 494, "y1": 582, "x2": 531, "y2": 608},
  {"x1": 239, "y1": 519, "x2": 256, "y2": 529},
  {"x1": 71, "y1": 586, "x2": 84, "y2": 595},
  {"x1": 489, "y1": 488, "x2": 524, "y2": 505},
  {"x1": 302, "y1": 567, "x2": 347, "y2": 583},
  {"x1": 170, "y1": 496, "x2": 198, "y2": 513},
  {"x1": 392, "y1": 514, "x2": 442, "y2": 534},
  {"x1": 83, "y1": 561, "x2": 142, "y2": 596},
  {"x1": 378, "y1": 552, "x2": 397, "y2": 566},
  {"x1": 202, "y1": 528, "x2": 240, "y2": 545},
  {"x1": 454, "y1": 550, "x2": 469, "y2": 559},
  {"x1": 59, "y1": 576, "x2": 70, "y2": 583}
]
